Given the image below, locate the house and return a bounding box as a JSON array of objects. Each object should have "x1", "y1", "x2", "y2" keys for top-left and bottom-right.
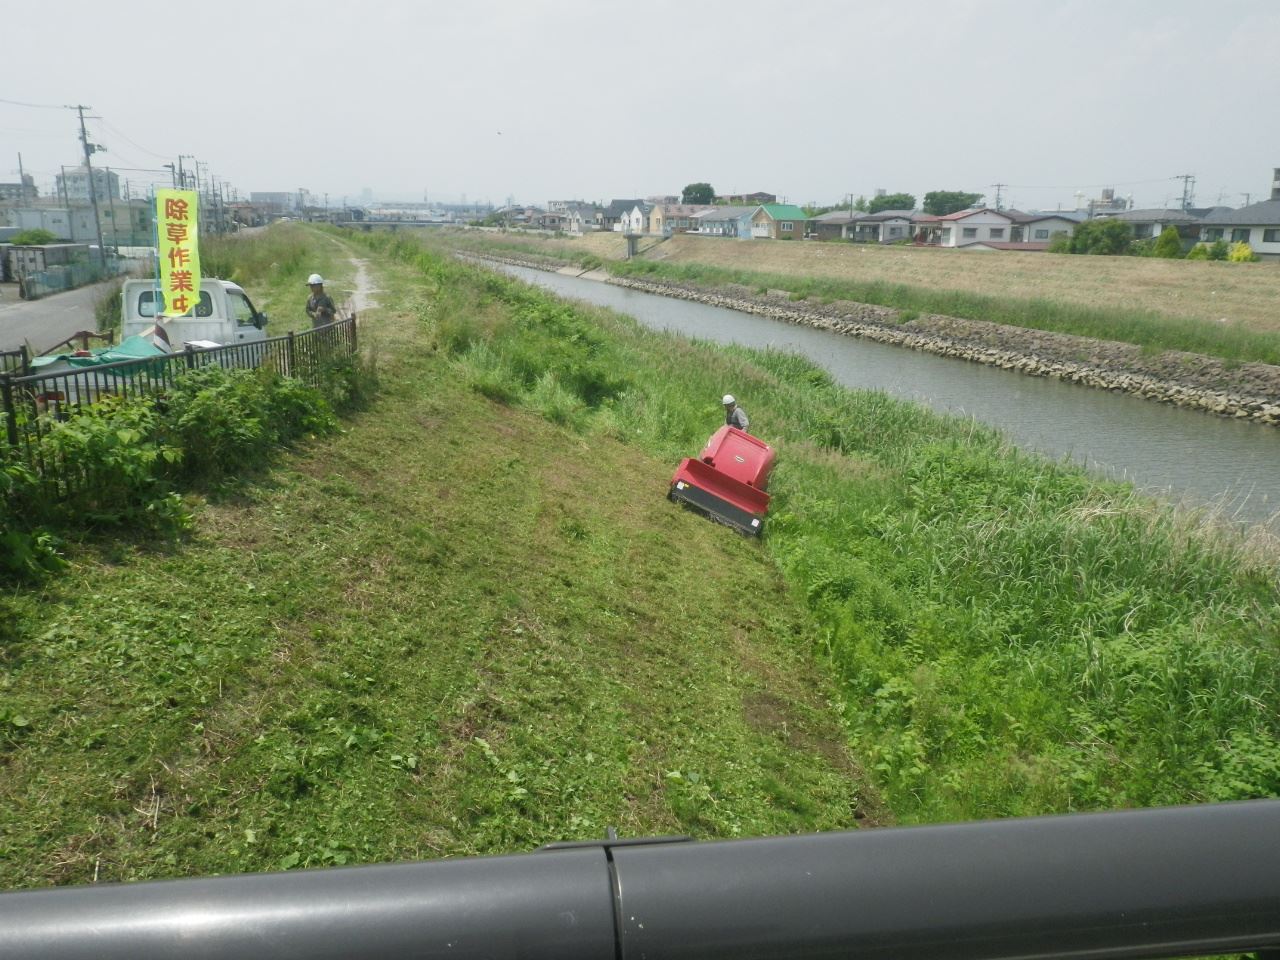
[
  {"x1": 1103, "y1": 208, "x2": 1205, "y2": 243},
  {"x1": 850, "y1": 209, "x2": 916, "y2": 243},
  {"x1": 529, "y1": 210, "x2": 564, "y2": 230},
  {"x1": 601, "y1": 199, "x2": 642, "y2": 232},
  {"x1": 621, "y1": 202, "x2": 655, "y2": 234},
  {"x1": 923, "y1": 207, "x2": 1017, "y2": 247},
  {"x1": 750, "y1": 203, "x2": 808, "y2": 239},
  {"x1": 563, "y1": 202, "x2": 602, "y2": 234},
  {"x1": 1004, "y1": 210, "x2": 1083, "y2": 243},
  {"x1": 1196, "y1": 199, "x2": 1280, "y2": 260},
  {"x1": 691, "y1": 206, "x2": 756, "y2": 238},
  {"x1": 650, "y1": 204, "x2": 715, "y2": 236},
  {"x1": 716, "y1": 191, "x2": 777, "y2": 205},
  {"x1": 810, "y1": 210, "x2": 860, "y2": 241}
]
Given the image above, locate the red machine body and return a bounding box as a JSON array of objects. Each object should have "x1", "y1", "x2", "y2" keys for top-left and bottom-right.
[{"x1": 668, "y1": 426, "x2": 776, "y2": 535}]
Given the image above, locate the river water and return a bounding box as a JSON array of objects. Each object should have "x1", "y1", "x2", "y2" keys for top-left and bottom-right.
[{"x1": 495, "y1": 263, "x2": 1280, "y2": 529}]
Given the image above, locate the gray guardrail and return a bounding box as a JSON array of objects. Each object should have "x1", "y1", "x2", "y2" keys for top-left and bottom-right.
[{"x1": 1, "y1": 800, "x2": 1277, "y2": 959}]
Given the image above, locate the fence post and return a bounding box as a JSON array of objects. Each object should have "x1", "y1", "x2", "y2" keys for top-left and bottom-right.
[
  {"x1": 286, "y1": 330, "x2": 296, "y2": 379},
  {"x1": 184, "y1": 346, "x2": 196, "y2": 371},
  {"x1": 1, "y1": 374, "x2": 17, "y2": 448},
  {"x1": 19, "y1": 344, "x2": 30, "y2": 376},
  {"x1": 350, "y1": 314, "x2": 358, "y2": 357}
]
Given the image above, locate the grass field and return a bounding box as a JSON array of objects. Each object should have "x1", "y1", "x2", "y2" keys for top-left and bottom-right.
[{"x1": 512, "y1": 231, "x2": 1280, "y2": 332}]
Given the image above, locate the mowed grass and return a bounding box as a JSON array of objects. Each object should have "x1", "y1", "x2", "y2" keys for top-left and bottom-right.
[
  {"x1": 450, "y1": 230, "x2": 1280, "y2": 364},
  {"x1": 0, "y1": 240, "x2": 868, "y2": 890}
]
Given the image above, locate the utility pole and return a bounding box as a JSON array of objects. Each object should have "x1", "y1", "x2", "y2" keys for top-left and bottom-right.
[
  {"x1": 105, "y1": 166, "x2": 119, "y2": 253},
  {"x1": 16, "y1": 152, "x2": 31, "y2": 201},
  {"x1": 1240, "y1": 192, "x2": 1252, "y2": 207},
  {"x1": 989, "y1": 183, "x2": 1007, "y2": 211},
  {"x1": 163, "y1": 162, "x2": 177, "y2": 187},
  {"x1": 1174, "y1": 173, "x2": 1196, "y2": 211},
  {"x1": 75, "y1": 104, "x2": 108, "y2": 268}
]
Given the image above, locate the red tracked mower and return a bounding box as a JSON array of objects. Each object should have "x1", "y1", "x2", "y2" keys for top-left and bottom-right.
[{"x1": 668, "y1": 426, "x2": 776, "y2": 536}]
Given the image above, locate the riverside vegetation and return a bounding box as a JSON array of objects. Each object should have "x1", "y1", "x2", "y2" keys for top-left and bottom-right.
[{"x1": 0, "y1": 225, "x2": 1276, "y2": 889}]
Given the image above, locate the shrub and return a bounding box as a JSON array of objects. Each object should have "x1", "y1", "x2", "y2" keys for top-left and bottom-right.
[
  {"x1": 1153, "y1": 226, "x2": 1183, "y2": 259},
  {"x1": 1228, "y1": 241, "x2": 1259, "y2": 263},
  {"x1": 10, "y1": 229, "x2": 57, "y2": 246},
  {"x1": 163, "y1": 366, "x2": 335, "y2": 482},
  {"x1": 30, "y1": 394, "x2": 187, "y2": 532},
  {"x1": 1185, "y1": 243, "x2": 1211, "y2": 261},
  {"x1": 1208, "y1": 239, "x2": 1230, "y2": 261}
]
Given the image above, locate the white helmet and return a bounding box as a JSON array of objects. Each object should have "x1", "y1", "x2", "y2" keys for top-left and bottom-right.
[
  {"x1": 722, "y1": 394, "x2": 736, "y2": 405},
  {"x1": 307, "y1": 273, "x2": 324, "y2": 285}
]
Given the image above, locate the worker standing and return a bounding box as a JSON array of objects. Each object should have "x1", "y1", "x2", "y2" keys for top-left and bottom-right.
[
  {"x1": 722, "y1": 394, "x2": 749, "y2": 431},
  {"x1": 305, "y1": 273, "x2": 337, "y2": 328}
]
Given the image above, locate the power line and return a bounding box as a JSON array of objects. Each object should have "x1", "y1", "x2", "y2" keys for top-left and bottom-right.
[
  {"x1": 91, "y1": 116, "x2": 171, "y2": 161},
  {"x1": 1001, "y1": 176, "x2": 1182, "y2": 190},
  {"x1": 0, "y1": 96, "x2": 73, "y2": 110}
]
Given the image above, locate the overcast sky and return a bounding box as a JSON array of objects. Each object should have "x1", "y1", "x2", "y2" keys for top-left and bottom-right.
[{"x1": 3, "y1": 0, "x2": 1278, "y2": 212}]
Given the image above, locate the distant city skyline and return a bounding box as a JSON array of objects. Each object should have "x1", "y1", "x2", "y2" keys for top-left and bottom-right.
[{"x1": 3, "y1": 0, "x2": 1278, "y2": 214}]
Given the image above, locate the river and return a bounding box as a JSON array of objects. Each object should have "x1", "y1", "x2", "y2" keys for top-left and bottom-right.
[{"x1": 495, "y1": 263, "x2": 1280, "y2": 530}]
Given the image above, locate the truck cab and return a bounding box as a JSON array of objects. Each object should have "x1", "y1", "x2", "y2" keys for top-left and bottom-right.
[{"x1": 121, "y1": 279, "x2": 269, "y2": 347}]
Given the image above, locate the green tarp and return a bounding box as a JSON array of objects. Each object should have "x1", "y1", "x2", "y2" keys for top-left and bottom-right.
[{"x1": 30, "y1": 334, "x2": 169, "y2": 370}]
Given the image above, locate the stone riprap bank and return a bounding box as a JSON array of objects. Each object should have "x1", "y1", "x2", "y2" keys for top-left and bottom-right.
[{"x1": 465, "y1": 252, "x2": 1280, "y2": 427}]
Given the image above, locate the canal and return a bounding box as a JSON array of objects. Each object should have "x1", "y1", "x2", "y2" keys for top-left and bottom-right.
[{"x1": 495, "y1": 263, "x2": 1280, "y2": 530}]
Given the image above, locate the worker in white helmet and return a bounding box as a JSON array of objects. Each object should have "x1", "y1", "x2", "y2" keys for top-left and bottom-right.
[
  {"x1": 722, "y1": 394, "x2": 749, "y2": 431},
  {"x1": 305, "y1": 273, "x2": 337, "y2": 328}
]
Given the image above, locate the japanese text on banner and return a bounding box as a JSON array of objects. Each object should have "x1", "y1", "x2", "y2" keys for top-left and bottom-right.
[{"x1": 155, "y1": 189, "x2": 201, "y2": 315}]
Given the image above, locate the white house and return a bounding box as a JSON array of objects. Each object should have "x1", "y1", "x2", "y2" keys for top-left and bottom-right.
[
  {"x1": 932, "y1": 208, "x2": 1017, "y2": 247},
  {"x1": 621, "y1": 202, "x2": 654, "y2": 234},
  {"x1": 1197, "y1": 196, "x2": 1280, "y2": 260}
]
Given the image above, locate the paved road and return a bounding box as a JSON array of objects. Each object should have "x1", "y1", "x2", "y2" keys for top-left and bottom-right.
[{"x1": 0, "y1": 280, "x2": 116, "y2": 352}]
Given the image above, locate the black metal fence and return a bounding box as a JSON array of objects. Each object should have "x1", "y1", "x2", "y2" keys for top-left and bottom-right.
[
  {"x1": 0, "y1": 345, "x2": 28, "y2": 377},
  {"x1": 0, "y1": 317, "x2": 357, "y2": 494},
  {"x1": 0, "y1": 800, "x2": 1277, "y2": 960}
]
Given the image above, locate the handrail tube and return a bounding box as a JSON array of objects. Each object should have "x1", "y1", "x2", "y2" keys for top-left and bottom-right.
[{"x1": 0, "y1": 801, "x2": 1276, "y2": 959}]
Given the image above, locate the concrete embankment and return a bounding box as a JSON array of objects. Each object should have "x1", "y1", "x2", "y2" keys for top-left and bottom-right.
[{"x1": 467, "y1": 251, "x2": 1280, "y2": 427}]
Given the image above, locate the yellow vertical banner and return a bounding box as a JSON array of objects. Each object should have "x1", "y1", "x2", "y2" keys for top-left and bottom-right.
[{"x1": 155, "y1": 189, "x2": 201, "y2": 315}]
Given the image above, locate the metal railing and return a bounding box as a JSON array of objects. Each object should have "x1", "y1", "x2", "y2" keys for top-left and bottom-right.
[
  {"x1": 0, "y1": 345, "x2": 28, "y2": 377},
  {"x1": 0, "y1": 800, "x2": 1277, "y2": 960},
  {"x1": 0, "y1": 317, "x2": 357, "y2": 495}
]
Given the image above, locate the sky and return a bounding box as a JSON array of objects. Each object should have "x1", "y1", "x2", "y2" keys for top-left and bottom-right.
[{"x1": 3, "y1": 0, "x2": 1279, "y2": 212}]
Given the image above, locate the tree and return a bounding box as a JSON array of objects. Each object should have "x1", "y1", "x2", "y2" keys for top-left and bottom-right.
[
  {"x1": 1153, "y1": 225, "x2": 1183, "y2": 258},
  {"x1": 853, "y1": 195, "x2": 869, "y2": 212},
  {"x1": 11, "y1": 228, "x2": 57, "y2": 246},
  {"x1": 681, "y1": 182, "x2": 715, "y2": 205},
  {"x1": 1063, "y1": 218, "x2": 1133, "y2": 255},
  {"x1": 867, "y1": 192, "x2": 916, "y2": 214},
  {"x1": 922, "y1": 191, "x2": 984, "y2": 216}
]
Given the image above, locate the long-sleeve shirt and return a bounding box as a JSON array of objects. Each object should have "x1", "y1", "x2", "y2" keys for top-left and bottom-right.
[{"x1": 726, "y1": 406, "x2": 749, "y2": 431}]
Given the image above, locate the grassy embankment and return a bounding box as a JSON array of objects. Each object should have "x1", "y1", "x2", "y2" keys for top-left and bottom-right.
[
  {"x1": 449, "y1": 230, "x2": 1280, "y2": 366},
  {"x1": 0, "y1": 227, "x2": 866, "y2": 890},
  {"x1": 378, "y1": 232, "x2": 1278, "y2": 820},
  {"x1": 2, "y1": 225, "x2": 1277, "y2": 890}
]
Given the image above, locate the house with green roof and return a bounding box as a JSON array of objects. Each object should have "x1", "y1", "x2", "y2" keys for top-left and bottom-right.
[{"x1": 750, "y1": 203, "x2": 809, "y2": 240}]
